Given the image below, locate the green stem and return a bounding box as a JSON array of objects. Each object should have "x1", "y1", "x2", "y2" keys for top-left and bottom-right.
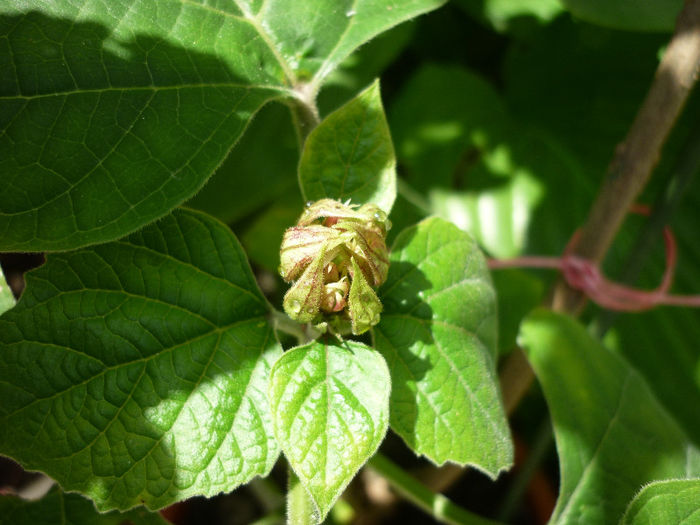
[
  {"x1": 368, "y1": 453, "x2": 506, "y2": 525},
  {"x1": 552, "y1": 0, "x2": 700, "y2": 312},
  {"x1": 287, "y1": 466, "x2": 318, "y2": 525},
  {"x1": 270, "y1": 309, "x2": 320, "y2": 345},
  {"x1": 288, "y1": 86, "x2": 321, "y2": 149},
  {"x1": 397, "y1": 178, "x2": 432, "y2": 215}
]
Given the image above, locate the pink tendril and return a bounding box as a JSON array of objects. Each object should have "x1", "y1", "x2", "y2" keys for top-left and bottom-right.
[{"x1": 488, "y1": 205, "x2": 700, "y2": 311}]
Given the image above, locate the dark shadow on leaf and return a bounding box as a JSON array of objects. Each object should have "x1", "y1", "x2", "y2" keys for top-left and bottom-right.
[{"x1": 0, "y1": 10, "x2": 283, "y2": 250}]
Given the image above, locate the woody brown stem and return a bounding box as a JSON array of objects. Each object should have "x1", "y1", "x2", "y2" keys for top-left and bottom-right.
[{"x1": 551, "y1": 0, "x2": 700, "y2": 312}]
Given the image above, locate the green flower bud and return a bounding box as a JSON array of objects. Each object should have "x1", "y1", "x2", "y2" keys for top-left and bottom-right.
[{"x1": 279, "y1": 199, "x2": 390, "y2": 335}]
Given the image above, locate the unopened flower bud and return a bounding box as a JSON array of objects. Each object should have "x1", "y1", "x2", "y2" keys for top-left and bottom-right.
[{"x1": 279, "y1": 199, "x2": 390, "y2": 335}]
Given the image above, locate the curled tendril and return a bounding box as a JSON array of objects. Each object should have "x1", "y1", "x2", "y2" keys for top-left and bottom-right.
[{"x1": 279, "y1": 199, "x2": 390, "y2": 335}]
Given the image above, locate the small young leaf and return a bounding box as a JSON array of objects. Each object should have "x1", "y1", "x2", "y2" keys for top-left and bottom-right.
[
  {"x1": 0, "y1": 486, "x2": 168, "y2": 525},
  {"x1": 374, "y1": 217, "x2": 513, "y2": 475},
  {"x1": 268, "y1": 339, "x2": 390, "y2": 521},
  {"x1": 347, "y1": 257, "x2": 383, "y2": 335},
  {"x1": 621, "y1": 479, "x2": 700, "y2": 525},
  {"x1": 0, "y1": 209, "x2": 282, "y2": 511},
  {"x1": 299, "y1": 80, "x2": 397, "y2": 213},
  {"x1": 519, "y1": 310, "x2": 700, "y2": 525}
]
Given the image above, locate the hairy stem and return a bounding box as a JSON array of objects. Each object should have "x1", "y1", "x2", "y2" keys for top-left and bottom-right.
[
  {"x1": 289, "y1": 83, "x2": 321, "y2": 148},
  {"x1": 287, "y1": 467, "x2": 318, "y2": 525},
  {"x1": 368, "y1": 453, "x2": 505, "y2": 525}
]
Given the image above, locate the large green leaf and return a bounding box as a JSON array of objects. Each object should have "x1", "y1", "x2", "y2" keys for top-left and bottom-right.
[
  {"x1": 0, "y1": 0, "x2": 445, "y2": 251},
  {"x1": 621, "y1": 479, "x2": 700, "y2": 525},
  {"x1": 268, "y1": 339, "x2": 390, "y2": 522},
  {"x1": 299, "y1": 80, "x2": 396, "y2": 213},
  {"x1": 0, "y1": 208, "x2": 282, "y2": 511},
  {"x1": 0, "y1": 487, "x2": 168, "y2": 525},
  {"x1": 519, "y1": 310, "x2": 700, "y2": 525},
  {"x1": 374, "y1": 217, "x2": 512, "y2": 474},
  {"x1": 561, "y1": 0, "x2": 683, "y2": 32}
]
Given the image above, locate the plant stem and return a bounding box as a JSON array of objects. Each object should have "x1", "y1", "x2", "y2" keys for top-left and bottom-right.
[
  {"x1": 397, "y1": 178, "x2": 432, "y2": 215},
  {"x1": 552, "y1": 0, "x2": 700, "y2": 312},
  {"x1": 269, "y1": 309, "x2": 320, "y2": 345},
  {"x1": 499, "y1": 0, "x2": 700, "y2": 413},
  {"x1": 368, "y1": 453, "x2": 506, "y2": 525},
  {"x1": 287, "y1": 466, "x2": 318, "y2": 525},
  {"x1": 289, "y1": 83, "x2": 321, "y2": 148}
]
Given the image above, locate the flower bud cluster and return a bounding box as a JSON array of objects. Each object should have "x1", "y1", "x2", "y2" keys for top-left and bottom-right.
[{"x1": 279, "y1": 199, "x2": 390, "y2": 335}]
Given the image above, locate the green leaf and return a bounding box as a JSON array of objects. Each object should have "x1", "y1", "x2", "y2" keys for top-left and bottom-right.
[
  {"x1": 347, "y1": 257, "x2": 383, "y2": 335},
  {"x1": 268, "y1": 339, "x2": 390, "y2": 522},
  {"x1": 374, "y1": 217, "x2": 513, "y2": 474},
  {"x1": 519, "y1": 310, "x2": 700, "y2": 525},
  {"x1": 561, "y1": 0, "x2": 683, "y2": 32},
  {"x1": 0, "y1": 0, "x2": 445, "y2": 251},
  {"x1": 0, "y1": 208, "x2": 282, "y2": 511},
  {"x1": 502, "y1": 18, "x2": 700, "y2": 446},
  {"x1": 0, "y1": 266, "x2": 15, "y2": 315},
  {"x1": 299, "y1": 80, "x2": 396, "y2": 213},
  {"x1": 0, "y1": 5, "x2": 286, "y2": 252},
  {"x1": 621, "y1": 479, "x2": 700, "y2": 525},
  {"x1": 0, "y1": 487, "x2": 168, "y2": 525}
]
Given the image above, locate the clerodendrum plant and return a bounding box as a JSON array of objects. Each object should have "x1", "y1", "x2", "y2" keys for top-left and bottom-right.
[
  {"x1": 0, "y1": 1, "x2": 513, "y2": 523},
  {"x1": 1, "y1": 1, "x2": 700, "y2": 525}
]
